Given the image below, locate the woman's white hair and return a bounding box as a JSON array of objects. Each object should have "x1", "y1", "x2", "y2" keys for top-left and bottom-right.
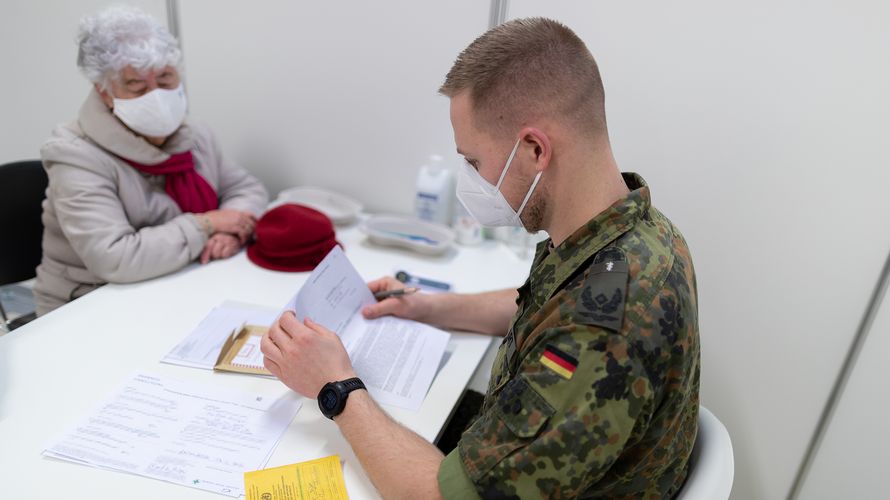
[{"x1": 77, "y1": 5, "x2": 182, "y2": 90}]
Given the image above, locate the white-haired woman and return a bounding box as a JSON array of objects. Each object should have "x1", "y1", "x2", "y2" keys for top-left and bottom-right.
[{"x1": 34, "y1": 6, "x2": 268, "y2": 315}]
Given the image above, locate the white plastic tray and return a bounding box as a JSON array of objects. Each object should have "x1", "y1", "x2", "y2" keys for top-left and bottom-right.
[
  {"x1": 363, "y1": 215, "x2": 455, "y2": 255},
  {"x1": 270, "y1": 186, "x2": 363, "y2": 225}
]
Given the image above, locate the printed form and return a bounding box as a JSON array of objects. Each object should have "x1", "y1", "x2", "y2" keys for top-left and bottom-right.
[
  {"x1": 285, "y1": 246, "x2": 450, "y2": 410},
  {"x1": 43, "y1": 372, "x2": 302, "y2": 497}
]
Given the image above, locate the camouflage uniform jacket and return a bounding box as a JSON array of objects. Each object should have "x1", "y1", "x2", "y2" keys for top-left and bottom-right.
[{"x1": 438, "y1": 173, "x2": 701, "y2": 499}]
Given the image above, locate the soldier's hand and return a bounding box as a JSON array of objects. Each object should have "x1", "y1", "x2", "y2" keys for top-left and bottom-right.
[
  {"x1": 362, "y1": 276, "x2": 433, "y2": 322},
  {"x1": 261, "y1": 311, "x2": 356, "y2": 398}
]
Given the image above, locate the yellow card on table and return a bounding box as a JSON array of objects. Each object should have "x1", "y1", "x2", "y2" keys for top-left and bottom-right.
[{"x1": 245, "y1": 455, "x2": 348, "y2": 500}]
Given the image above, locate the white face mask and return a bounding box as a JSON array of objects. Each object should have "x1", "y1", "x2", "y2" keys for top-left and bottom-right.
[
  {"x1": 456, "y1": 138, "x2": 543, "y2": 228},
  {"x1": 112, "y1": 84, "x2": 187, "y2": 138}
]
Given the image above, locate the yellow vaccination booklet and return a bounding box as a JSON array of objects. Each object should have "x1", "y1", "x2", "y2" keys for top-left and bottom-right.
[{"x1": 244, "y1": 455, "x2": 349, "y2": 500}]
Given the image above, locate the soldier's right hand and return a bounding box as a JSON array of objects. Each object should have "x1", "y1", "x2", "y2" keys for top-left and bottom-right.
[{"x1": 362, "y1": 276, "x2": 432, "y2": 322}]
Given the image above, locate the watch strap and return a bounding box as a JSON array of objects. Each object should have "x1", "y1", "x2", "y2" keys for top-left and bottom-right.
[{"x1": 340, "y1": 377, "x2": 365, "y2": 393}]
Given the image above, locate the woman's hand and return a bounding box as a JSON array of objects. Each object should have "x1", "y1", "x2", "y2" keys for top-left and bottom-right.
[
  {"x1": 200, "y1": 232, "x2": 241, "y2": 264},
  {"x1": 361, "y1": 276, "x2": 433, "y2": 322},
  {"x1": 203, "y1": 209, "x2": 256, "y2": 244}
]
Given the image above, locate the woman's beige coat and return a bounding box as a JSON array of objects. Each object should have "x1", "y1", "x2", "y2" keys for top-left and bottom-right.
[{"x1": 34, "y1": 89, "x2": 268, "y2": 314}]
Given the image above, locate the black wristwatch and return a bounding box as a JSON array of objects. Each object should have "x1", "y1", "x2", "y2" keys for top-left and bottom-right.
[{"x1": 317, "y1": 377, "x2": 366, "y2": 420}]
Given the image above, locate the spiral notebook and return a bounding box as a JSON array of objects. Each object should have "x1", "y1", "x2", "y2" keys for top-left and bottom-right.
[{"x1": 214, "y1": 324, "x2": 273, "y2": 376}]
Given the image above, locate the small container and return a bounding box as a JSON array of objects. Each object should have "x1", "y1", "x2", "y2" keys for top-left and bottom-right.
[
  {"x1": 452, "y1": 202, "x2": 483, "y2": 246},
  {"x1": 414, "y1": 155, "x2": 454, "y2": 226},
  {"x1": 494, "y1": 226, "x2": 542, "y2": 260}
]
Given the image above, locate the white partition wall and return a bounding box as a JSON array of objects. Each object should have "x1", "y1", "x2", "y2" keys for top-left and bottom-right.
[
  {"x1": 797, "y1": 265, "x2": 890, "y2": 499},
  {"x1": 177, "y1": 0, "x2": 489, "y2": 213},
  {"x1": 0, "y1": 0, "x2": 167, "y2": 162},
  {"x1": 507, "y1": 1, "x2": 890, "y2": 499}
]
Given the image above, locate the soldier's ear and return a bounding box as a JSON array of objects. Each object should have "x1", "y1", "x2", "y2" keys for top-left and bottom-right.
[{"x1": 519, "y1": 127, "x2": 551, "y2": 173}]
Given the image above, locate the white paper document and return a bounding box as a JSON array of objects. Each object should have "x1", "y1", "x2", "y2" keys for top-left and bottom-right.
[
  {"x1": 284, "y1": 246, "x2": 450, "y2": 410},
  {"x1": 43, "y1": 372, "x2": 302, "y2": 497},
  {"x1": 163, "y1": 301, "x2": 279, "y2": 369}
]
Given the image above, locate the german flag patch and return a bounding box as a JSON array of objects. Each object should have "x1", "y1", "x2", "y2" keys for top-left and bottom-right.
[{"x1": 540, "y1": 345, "x2": 578, "y2": 380}]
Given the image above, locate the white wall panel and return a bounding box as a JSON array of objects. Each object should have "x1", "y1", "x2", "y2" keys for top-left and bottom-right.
[
  {"x1": 0, "y1": 0, "x2": 167, "y2": 162},
  {"x1": 506, "y1": 2, "x2": 890, "y2": 499},
  {"x1": 798, "y1": 268, "x2": 890, "y2": 499},
  {"x1": 177, "y1": 1, "x2": 489, "y2": 213}
]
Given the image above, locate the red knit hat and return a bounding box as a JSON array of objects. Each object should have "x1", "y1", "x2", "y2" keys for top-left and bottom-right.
[{"x1": 247, "y1": 204, "x2": 339, "y2": 272}]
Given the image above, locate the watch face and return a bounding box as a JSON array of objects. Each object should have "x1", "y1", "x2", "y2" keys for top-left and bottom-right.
[{"x1": 320, "y1": 388, "x2": 338, "y2": 411}]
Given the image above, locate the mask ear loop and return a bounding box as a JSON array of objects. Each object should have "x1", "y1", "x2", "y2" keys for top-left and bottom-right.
[
  {"x1": 495, "y1": 138, "x2": 522, "y2": 189},
  {"x1": 515, "y1": 170, "x2": 543, "y2": 217}
]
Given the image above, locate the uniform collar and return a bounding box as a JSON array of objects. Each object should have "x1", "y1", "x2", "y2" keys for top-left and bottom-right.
[
  {"x1": 77, "y1": 88, "x2": 194, "y2": 165},
  {"x1": 528, "y1": 172, "x2": 651, "y2": 305}
]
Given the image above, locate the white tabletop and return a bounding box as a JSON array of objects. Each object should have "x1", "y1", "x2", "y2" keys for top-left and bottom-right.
[{"x1": 0, "y1": 224, "x2": 534, "y2": 499}]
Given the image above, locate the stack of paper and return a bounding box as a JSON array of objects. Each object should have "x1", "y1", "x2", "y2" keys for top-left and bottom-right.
[{"x1": 43, "y1": 372, "x2": 302, "y2": 497}]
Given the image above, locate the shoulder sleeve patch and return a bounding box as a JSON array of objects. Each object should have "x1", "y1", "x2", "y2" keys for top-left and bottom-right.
[{"x1": 575, "y1": 248, "x2": 629, "y2": 333}]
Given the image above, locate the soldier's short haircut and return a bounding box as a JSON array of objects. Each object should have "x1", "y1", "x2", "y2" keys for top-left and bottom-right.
[{"x1": 440, "y1": 17, "x2": 608, "y2": 140}]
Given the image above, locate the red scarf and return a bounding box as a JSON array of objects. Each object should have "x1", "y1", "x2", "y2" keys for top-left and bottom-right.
[{"x1": 123, "y1": 151, "x2": 219, "y2": 213}]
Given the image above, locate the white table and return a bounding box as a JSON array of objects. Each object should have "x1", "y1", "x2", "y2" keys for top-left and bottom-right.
[{"x1": 0, "y1": 224, "x2": 534, "y2": 499}]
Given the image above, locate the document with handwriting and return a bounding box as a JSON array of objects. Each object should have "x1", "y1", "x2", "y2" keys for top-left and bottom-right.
[
  {"x1": 43, "y1": 372, "x2": 301, "y2": 497},
  {"x1": 284, "y1": 246, "x2": 450, "y2": 410}
]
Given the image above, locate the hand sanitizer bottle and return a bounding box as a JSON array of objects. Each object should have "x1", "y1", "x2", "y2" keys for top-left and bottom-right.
[{"x1": 414, "y1": 155, "x2": 454, "y2": 226}]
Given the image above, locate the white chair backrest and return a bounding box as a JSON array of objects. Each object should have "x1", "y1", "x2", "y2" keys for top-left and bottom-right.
[{"x1": 676, "y1": 406, "x2": 735, "y2": 500}]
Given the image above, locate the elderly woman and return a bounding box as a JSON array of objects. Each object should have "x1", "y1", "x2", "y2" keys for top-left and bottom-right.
[{"x1": 34, "y1": 6, "x2": 268, "y2": 315}]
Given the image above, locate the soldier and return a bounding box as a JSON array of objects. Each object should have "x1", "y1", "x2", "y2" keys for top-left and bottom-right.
[{"x1": 261, "y1": 17, "x2": 700, "y2": 499}]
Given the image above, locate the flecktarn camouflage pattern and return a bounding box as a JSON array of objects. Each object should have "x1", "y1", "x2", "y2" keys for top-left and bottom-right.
[{"x1": 438, "y1": 173, "x2": 700, "y2": 499}]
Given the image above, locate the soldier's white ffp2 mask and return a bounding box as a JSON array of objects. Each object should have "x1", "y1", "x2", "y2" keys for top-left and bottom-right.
[
  {"x1": 456, "y1": 138, "x2": 542, "y2": 228},
  {"x1": 112, "y1": 84, "x2": 187, "y2": 138}
]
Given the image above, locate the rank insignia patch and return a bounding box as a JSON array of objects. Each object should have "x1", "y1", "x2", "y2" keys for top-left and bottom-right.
[{"x1": 540, "y1": 345, "x2": 578, "y2": 380}]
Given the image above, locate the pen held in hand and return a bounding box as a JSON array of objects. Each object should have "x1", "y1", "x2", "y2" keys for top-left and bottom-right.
[{"x1": 373, "y1": 287, "x2": 420, "y2": 300}]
